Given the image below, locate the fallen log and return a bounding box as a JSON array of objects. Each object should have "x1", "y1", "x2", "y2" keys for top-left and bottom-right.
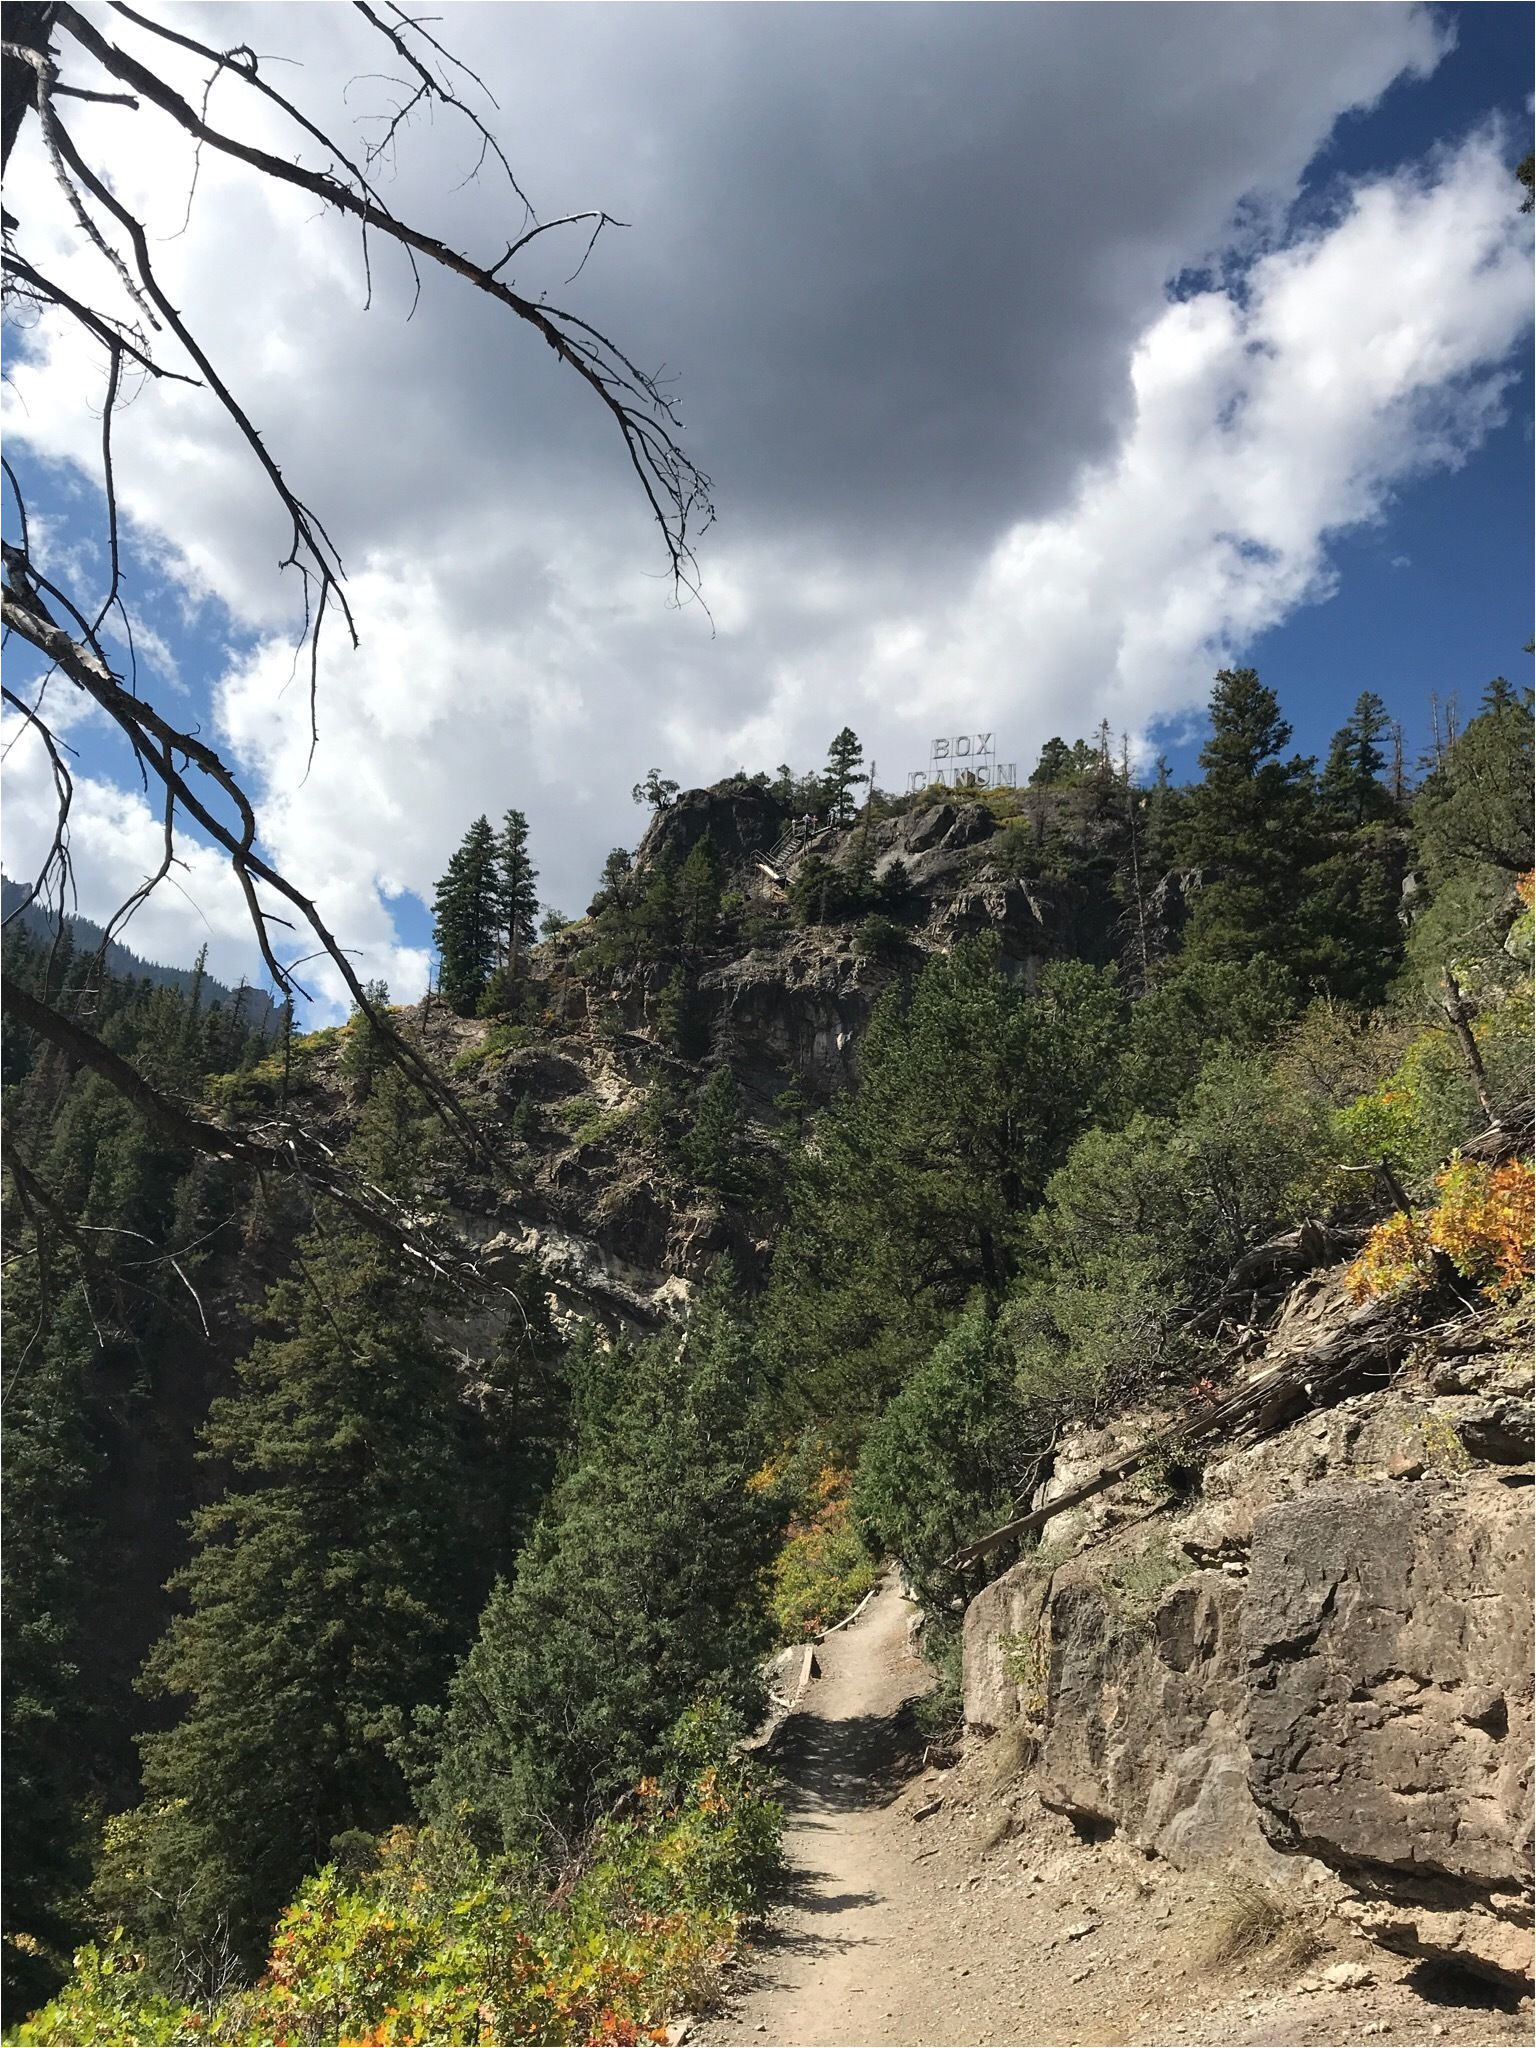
[{"x1": 945, "y1": 1298, "x2": 1406, "y2": 1572}]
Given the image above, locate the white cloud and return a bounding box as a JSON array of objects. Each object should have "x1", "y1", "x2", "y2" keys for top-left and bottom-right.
[
  {"x1": 832, "y1": 132, "x2": 1533, "y2": 752},
  {"x1": 3, "y1": 5, "x2": 1529, "y2": 1019},
  {"x1": 2, "y1": 715, "x2": 263, "y2": 978}
]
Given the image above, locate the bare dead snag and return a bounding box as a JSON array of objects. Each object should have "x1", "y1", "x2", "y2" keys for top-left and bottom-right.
[{"x1": 1439, "y1": 968, "x2": 1497, "y2": 1125}]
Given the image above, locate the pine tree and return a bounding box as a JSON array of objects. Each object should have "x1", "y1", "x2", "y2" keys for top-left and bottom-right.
[
  {"x1": 655, "y1": 965, "x2": 706, "y2": 1058},
  {"x1": 682, "y1": 1064, "x2": 748, "y2": 1196},
  {"x1": 1, "y1": 1269, "x2": 107, "y2": 2017},
  {"x1": 431, "y1": 816, "x2": 499, "y2": 1013},
  {"x1": 121, "y1": 1077, "x2": 489, "y2": 1974},
  {"x1": 339, "y1": 979, "x2": 392, "y2": 1093},
  {"x1": 1029, "y1": 736, "x2": 1075, "y2": 787},
  {"x1": 587, "y1": 848, "x2": 639, "y2": 971},
  {"x1": 853, "y1": 1301, "x2": 1025, "y2": 1607},
  {"x1": 1176, "y1": 668, "x2": 1319, "y2": 976},
  {"x1": 789, "y1": 851, "x2": 838, "y2": 926},
  {"x1": 843, "y1": 815, "x2": 879, "y2": 909},
  {"x1": 823, "y1": 727, "x2": 867, "y2": 824},
  {"x1": 1319, "y1": 691, "x2": 1394, "y2": 828},
  {"x1": 0, "y1": 951, "x2": 254, "y2": 2014},
  {"x1": 761, "y1": 940, "x2": 1123, "y2": 1438},
  {"x1": 677, "y1": 835, "x2": 722, "y2": 949},
  {"x1": 1414, "y1": 679, "x2": 1534, "y2": 882},
  {"x1": 632, "y1": 854, "x2": 681, "y2": 963},
  {"x1": 425, "y1": 1277, "x2": 777, "y2": 1851},
  {"x1": 493, "y1": 809, "x2": 539, "y2": 980}
]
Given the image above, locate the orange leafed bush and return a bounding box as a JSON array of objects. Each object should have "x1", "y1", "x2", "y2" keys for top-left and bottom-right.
[{"x1": 1346, "y1": 1156, "x2": 1535, "y2": 1303}]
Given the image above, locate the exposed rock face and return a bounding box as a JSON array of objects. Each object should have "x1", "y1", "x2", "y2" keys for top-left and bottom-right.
[
  {"x1": 962, "y1": 1302, "x2": 1536, "y2": 1988},
  {"x1": 1244, "y1": 1480, "x2": 1534, "y2": 1985},
  {"x1": 702, "y1": 929, "x2": 892, "y2": 1100},
  {"x1": 634, "y1": 782, "x2": 784, "y2": 872}
]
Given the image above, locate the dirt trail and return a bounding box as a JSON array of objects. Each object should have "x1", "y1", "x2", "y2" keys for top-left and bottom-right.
[
  {"x1": 700, "y1": 1573, "x2": 960, "y2": 2048},
  {"x1": 697, "y1": 1575, "x2": 1529, "y2": 2048}
]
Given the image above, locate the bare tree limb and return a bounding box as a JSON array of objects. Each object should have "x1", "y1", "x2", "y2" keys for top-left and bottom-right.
[
  {"x1": 2, "y1": 0, "x2": 711, "y2": 1257},
  {"x1": 1, "y1": 970, "x2": 511, "y2": 1298}
]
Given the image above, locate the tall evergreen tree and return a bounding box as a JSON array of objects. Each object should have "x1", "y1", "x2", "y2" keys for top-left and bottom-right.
[
  {"x1": 493, "y1": 809, "x2": 540, "y2": 980},
  {"x1": 682, "y1": 1065, "x2": 749, "y2": 1197},
  {"x1": 1029, "y1": 736, "x2": 1074, "y2": 787},
  {"x1": 339, "y1": 979, "x2": 393, "y2": 1093},
  {"x1": 590, "y1": 846, "x2": 635, "y2": 913},
  {"x1": 822, "y1": 727, "x2": 867, "y2": 824},
  {"x1": 1319, "y1": 691, "x2": 1395, "y2": 828},
  {"x1": 118, "y1": 1077, "x2": 489, "y2": 1975},
  {"x1": 431, "y1": 816, "x2": 499, "y2": 1012},
  {"x1": 1177, "y1": 668, "x2": 1319, "y2": 977},
  {"x1": 677, "y1": 834, "x2": 723, "y2": 949},
  {"x1": 1413, "y1": 679, "x2": 1534, "y2": 882},
  {"x1": 0, "y1": 940, "x2": 275, "y2": 2015},
  {"x1": 632, "y1": 853, "x2": 681, "y2": 963},
  {"x1": 1, "y1": 1270, "x2": 107, "y2": 2018},
  {"x1": 761, "y1": 940, "x2": 1123, "y2": 1439},
  {"x1": 425, "y1": 1276, "x2": 777, "y2": 1851},
  {"x1": 655, "y1": 965, "x2": 706, "y2": 1059},
  {"x1": 1403, "y1": 679, "x2": 1535, "y2": 1005}
]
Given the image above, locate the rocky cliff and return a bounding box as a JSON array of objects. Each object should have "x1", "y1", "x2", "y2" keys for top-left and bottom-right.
[
  {"x1": 398, "y1": 778, "x2": 1152, "y2": 1328},
  {"x1": 962, "y1": 1267, "x2": 1534, "y2": 1991}
]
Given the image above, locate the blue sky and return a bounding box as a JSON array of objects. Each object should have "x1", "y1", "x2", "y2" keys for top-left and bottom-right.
[
  {"x1": 3, "y1": 1, "x2": 1531, "y2": 1007},
  {"x1": 1156, "y1": 0, "x2": 1534, "y2": 780}
]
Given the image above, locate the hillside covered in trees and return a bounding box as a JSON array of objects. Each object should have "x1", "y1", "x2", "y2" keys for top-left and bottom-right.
[{"x1": 2, "y1": 667, "x2": 1532, "y2": 2044}]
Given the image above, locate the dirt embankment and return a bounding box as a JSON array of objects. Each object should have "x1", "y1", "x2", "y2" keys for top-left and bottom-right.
[{"x1": 696, "y1": 1577, "x2": 1530, "y2": 2048}]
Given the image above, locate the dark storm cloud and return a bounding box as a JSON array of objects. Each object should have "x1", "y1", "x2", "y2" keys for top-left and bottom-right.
[
  {"x1": 34, "y1": 0, "x2": 1434, "y2": 613},
  {"x1": 407, "y1": 2, "x2": 1443, "y2": 561}
]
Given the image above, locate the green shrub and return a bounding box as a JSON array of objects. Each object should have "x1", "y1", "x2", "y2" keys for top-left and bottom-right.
[
  {"x1": 451, "y1": 1022, "x2": 533, "y2": 1073},
  {"x1": 767, "y1": 1469, "x2": 878, "y2": 1642},
  {"x1": 291, "y1": 1024, "x2": 346, "y2": 1063},
  {"x1": 853, "y1": 1302, "x2": 1031, "y2": 1608},
  {"x1": 15, "y1": 1705, "x2": 782, "y2": 2048},
  {"x1": 914, "y1": 1621, "x2": 964, "y2": 1742},
  {"x1": 551, "y1": 1095, "x2": 638, "y2": 1148},
  {"x1": 853, "y1": 915, "x2": 908, "y2": 961},
  {"x1": 1333, "y1": 967, "x2": 1534, "y2": 1184},
  {"x1": 202, "y1": 1058, "x2": 284, "y2": 1116}
]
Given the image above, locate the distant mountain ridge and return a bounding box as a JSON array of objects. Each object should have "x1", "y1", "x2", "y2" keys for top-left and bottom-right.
[{"x1": 1, "y1": 876, "x2": 278, "y2": 1032}]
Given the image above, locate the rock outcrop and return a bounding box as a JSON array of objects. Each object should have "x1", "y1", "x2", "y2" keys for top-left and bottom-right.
[
  {"x1": 413, "y1": 777, "x2": 1148, "y2": 1322},
  {"x1": 1245, "y1": 1479, "x2": 1533, "y2": 1985},
  {"x1": 963, "y1": 1292, "x2": 1535, "y2": 1989},
  {"x1": 634, "y1": 781, "x2": 785, "y2": 871}
]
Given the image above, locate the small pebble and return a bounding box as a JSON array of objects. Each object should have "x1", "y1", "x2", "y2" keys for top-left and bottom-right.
[{"x1": 1322, "y1": 1961, "x2": 1375, "y2": 1991}]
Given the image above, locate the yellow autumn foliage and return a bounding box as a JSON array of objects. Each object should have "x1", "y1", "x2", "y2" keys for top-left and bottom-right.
[{"x1": 1345, "y1": 1156, "x2": 1534, "y2": 1303}]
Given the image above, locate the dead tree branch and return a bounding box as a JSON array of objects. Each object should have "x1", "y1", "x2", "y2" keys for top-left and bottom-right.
[{"x1": 2, "y1": 0, "x2": 711, "y2": 1238}]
